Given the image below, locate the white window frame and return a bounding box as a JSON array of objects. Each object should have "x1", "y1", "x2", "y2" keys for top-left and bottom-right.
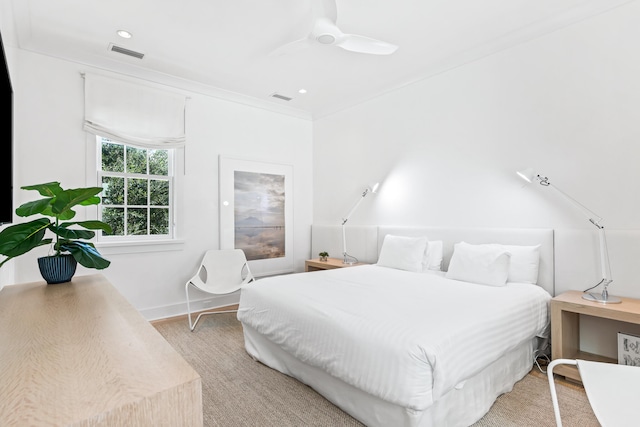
[{"x1": 86, "y1": 135, "x2": 184, "y2": 254}]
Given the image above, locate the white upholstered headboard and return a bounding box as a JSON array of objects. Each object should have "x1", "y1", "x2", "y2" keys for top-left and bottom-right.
[{"x1": 311, "y1": 225, "x2": 555, "y2": 296}]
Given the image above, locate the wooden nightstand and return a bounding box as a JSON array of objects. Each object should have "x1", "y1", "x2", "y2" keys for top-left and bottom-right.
[
  {"x1": 551, "y1": 290, "x2": 640, "y2": 382},
  {"x1": 304, "y1": 257, "x2": 367, "y2": 272}
]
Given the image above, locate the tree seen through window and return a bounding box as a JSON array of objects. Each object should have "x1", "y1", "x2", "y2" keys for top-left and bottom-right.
[{"x1": 99, "y1": 137, "x2": 172, "y2": 238}]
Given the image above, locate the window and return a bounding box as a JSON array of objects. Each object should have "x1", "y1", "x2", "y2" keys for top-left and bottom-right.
[{"x1": 97, "y1": 136, "x2": 175, "y2": 241}]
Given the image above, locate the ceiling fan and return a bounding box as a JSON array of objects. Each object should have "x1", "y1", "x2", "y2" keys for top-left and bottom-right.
[{"x1": 270, "y1": 0, "x2": 398, "y2": 56}]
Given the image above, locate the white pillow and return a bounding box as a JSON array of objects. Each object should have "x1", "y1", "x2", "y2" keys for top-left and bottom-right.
[
  {"x1": 497, "y1": 244, "x2": 540, "y2": 284},
  {"x1": 423, "y1": 240, "x2": 443, "y2": 272},
  {"x1": 445, "y1": 241, "x2": 511, "y2": 287},
  {"x1": 377, "y1": 235, "x2": 428, "y2": 272}
]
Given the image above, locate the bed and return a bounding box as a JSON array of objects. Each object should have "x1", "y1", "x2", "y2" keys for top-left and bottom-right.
[{"x1": 237, "y1": 227, "x2": 554, "y2": 427}]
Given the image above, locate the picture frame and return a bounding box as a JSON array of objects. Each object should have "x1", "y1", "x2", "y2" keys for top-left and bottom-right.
[
  {"x1": 617, "y1": 332, "x2": 640, "y2": 366},
  {"x1": 219, "y1": 156, "x2": 294, "y2": 277}
]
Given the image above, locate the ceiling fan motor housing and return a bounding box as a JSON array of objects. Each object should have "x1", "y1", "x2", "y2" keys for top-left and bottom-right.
[
  {"x1": 317, "y1": 34, "x2": 336, "y2": 44},
  {"x1": 313, "y1": 17, "x2": 341, "y2": 45}
]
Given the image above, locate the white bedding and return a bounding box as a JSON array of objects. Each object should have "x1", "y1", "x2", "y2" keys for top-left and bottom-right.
[{"x1": 237, "y1": 265, "x2": 551, "y2": 412}]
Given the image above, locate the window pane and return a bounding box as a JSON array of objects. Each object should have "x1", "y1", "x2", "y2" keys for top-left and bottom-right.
[
  {"x1": 127, "y1": 178, "x2": 148, "y2": 205},
  {"x1": 150, "y1": 208, "x2": 169, "y2": 235},
  {"x1": 101, "y1": 176, "x2": 124, "y2": 205},
  {"x1": 150, "y1": 179, "x2": 169, "y2": 206},
  {"x1": 127, "y1": 208, "x2": 148, "y2": 235},
  {"x1": 102, "y1": 207, "x2": 124, "y2": 236},
  {"x1": 97, "y1": 136, "x2": 175, "y2": 241},
  {"x1": 126, "y1": 146, "x2": 147, "y2": 174},
  {"x1": 149, "y1": 149, "x2": 169, "y2": 176},
  {"x1": 102, "y1": 142, "x2": 124, "y2": 172}
]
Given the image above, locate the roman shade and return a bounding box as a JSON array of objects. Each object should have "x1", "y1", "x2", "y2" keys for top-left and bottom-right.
[{"x1": 83, "y1": 73, "x2": 186, "y2": 148}]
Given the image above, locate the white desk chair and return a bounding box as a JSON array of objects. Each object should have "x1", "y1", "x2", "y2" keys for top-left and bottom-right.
[
  {"x1": 185, "y1": 249, "x2": 255, "y2": 331},
  {"x1": 547, "y1": 358, "x2": 640, "y2": 427}
]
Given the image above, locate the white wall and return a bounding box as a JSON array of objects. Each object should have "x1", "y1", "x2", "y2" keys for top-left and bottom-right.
[
  {"x1": 312, "y1": 3, "x2": 640, "y2": 356},
  {"x1": 9, "y1": 50, "x2": 313, "y2": 319}
]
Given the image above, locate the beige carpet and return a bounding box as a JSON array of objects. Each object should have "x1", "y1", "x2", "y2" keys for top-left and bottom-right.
[{"x1": 153, "y1": 313, "x2": 600, "y2": 427}]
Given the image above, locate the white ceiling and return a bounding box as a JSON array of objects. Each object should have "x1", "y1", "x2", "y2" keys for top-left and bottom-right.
[{"x1": 5, "y1": 0, "x2": 631, "y2": 119}]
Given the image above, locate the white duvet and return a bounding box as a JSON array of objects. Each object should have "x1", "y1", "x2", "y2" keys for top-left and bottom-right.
[{"x1": 237, "y1": 265, "x2": 551, "y2": 412}]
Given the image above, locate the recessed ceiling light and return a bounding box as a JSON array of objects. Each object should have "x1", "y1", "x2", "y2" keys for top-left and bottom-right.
[
  {"x1": 117, "y1": 30, "x2": 132, "y2": 39},
  {"x1": 298, "y1": 89, "x2": 307, "y2": 94}
]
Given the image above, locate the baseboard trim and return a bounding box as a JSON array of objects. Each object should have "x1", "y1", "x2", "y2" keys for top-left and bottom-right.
[
  {"x1": 150, "y1": 304, "x2": 239, "y2": 326},
  {"x1": 140, "y1": 292, "x2": 240, "y2": 321}
]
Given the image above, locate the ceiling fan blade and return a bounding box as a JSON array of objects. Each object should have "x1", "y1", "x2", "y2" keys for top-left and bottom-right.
[
  {"x1": 270, "y1": 0, "x2": 336, "y2": 57},
  {"x1": 268, "y1": 38, "x2": 313, "y2": 57},
  {"x1": 311, "y1": 0, "x2": 337, "y2": 23},
  {"x1": 336, "y1": 34, "x2": 398, "y2": 55}
]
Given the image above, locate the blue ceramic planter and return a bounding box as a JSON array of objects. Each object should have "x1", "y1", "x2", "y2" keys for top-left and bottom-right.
[{"x1": 37, "y1": 255, "x2": 77, "y2": 284}]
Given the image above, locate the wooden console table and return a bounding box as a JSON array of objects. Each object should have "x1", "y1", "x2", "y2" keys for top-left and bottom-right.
[
  {"x1": 551, "y1": 290, "x2": 640, "y2": 383},
  {"x1": 0, "y1": 274, "x2": 203, "y2": 426}
]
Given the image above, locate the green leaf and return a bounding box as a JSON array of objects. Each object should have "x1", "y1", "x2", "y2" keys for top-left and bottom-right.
[
  {"x1": 54, "y1": 220, "x2": 112, "y2": 238},
  {"x1": 61, "y1": 241, "x2": 111, "y2": 270},
  {"x1": 0, "y1": 218, "x2": 52, "y2": 258},
  {"x1": 63, "y1": 220, "x2": 113, "y2": 234},
  {"x1": 52, "y1": 187, "x2": 104, "y2": 216},
  {"x1": 21, "y1": 182, "x2": 64, "y2": 198},
  {"x1": 15, "y1": 198, "x2": 54, "y2": 217},
  {"x1": 43, "y1": 205, "x2": 76, "y2": 221},
  {"x1": 50, "y1": 224, "x2": 96, "y2": 240},
  {"x1": 79, "y1": 196, "x2": 101, "y2": 206}
]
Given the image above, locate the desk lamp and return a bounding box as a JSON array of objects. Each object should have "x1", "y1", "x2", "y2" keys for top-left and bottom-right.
[{"x1": 517, "y1": 168, "x2": 620, "y2": 303}]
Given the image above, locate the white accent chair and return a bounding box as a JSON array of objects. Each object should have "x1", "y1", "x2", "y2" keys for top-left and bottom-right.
[
  {"x1": 547, "y1": 358, "x2": 640, "y2": 427},
  {"x1": 185, "y1": 249, "x2": 255, "y2": 331}
]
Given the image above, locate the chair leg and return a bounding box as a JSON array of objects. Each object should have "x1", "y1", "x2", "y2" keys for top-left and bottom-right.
[
  {"x1": 185, "y1": 282, "x2": 238, "y2": 332},
  {"x1": 191, "y1": 309, "x2": 238, "y2": 331},
  {"x1": 185, "y1": 282, "x2": 196, "y2": 331},
  {"x1": 547, "y1": 359, "x2": 578, "y2": 427}
]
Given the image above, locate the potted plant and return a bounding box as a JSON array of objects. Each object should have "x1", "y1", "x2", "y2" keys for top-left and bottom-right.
[
  {"x1": 0, "y1": 182, "x2": 112, "y2": 284},
  {"x1": 318, "y1": 251, "x2": 329, "y2": 262}
]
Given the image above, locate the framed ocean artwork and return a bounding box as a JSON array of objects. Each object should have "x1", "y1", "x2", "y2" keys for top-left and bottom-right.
[{"x1": 219, "y1": 156, "x2": 293, "y2": 276}]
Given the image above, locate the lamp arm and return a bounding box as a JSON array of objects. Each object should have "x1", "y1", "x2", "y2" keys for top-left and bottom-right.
[
  {"x1": 547, "y1": 182, "x2": 612, "y2": 284},
  {"x1": 546, "y1": 183, "x2": 603, "y2": 225},
  {"x1": 341, "y1": 189, "x2": 370, "y2": 225},
  {"x1": 341, "y1": 188, "x2": 373, "y2": 264},
  {"x1": 597, "y1": 227, "x2": 613, "y2": 283}
]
